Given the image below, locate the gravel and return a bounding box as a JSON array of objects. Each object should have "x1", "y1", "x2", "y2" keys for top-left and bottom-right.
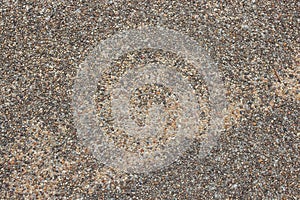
[{"x1": 1, "y1": 0, "x2": 299, "y2": 199}]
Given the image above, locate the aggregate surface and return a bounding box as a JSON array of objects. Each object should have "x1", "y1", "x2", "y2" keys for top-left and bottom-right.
[{"x1": 1, "y1": 0, "x2": 299, "y2": 199}]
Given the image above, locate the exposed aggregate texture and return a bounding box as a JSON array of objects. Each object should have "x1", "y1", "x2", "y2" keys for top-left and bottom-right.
[{"x1": 1, "y1": 0, "x2": 299, "y2": 199}]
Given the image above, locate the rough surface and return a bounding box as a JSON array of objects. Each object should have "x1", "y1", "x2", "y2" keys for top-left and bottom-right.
[{"x1": 1, "y1": 0, "x2": 299, "y2": 199}]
